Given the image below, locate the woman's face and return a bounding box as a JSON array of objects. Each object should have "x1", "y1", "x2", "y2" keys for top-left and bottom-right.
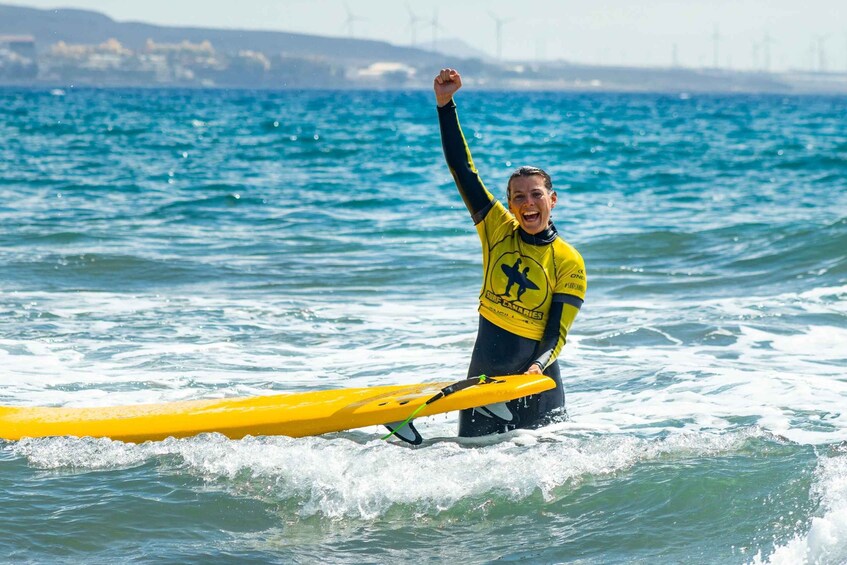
[{"x1": 508, "y1": 175, "x2": 557, "y2": 235}]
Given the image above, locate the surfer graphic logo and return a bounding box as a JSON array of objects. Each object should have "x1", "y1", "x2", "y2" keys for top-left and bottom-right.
[
  {"x1": 499, "y1": 258, "x2": 539, "y2": 302},
  {"x1": 486, "y1": 252, "x2": 548, "y2": 319}
]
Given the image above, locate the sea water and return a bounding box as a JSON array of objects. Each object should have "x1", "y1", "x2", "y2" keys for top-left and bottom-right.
[{"x1": 0, "y1": 87, "x2": 845, "y2": 564}]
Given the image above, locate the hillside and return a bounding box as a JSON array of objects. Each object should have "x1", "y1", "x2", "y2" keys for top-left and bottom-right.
[
  {"x1": 0, "y1": 4, "x2": 450, "y2": 64},
  {"x1": 2, "y1": 3, "x2": 847, "y2": 93}
]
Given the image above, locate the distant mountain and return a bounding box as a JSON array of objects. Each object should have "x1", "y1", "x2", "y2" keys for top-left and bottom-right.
[
  {"x1": 0, "y1": 3, "x2": 449, "y2": 65},
  {"x1": 420, "y1": 38, "x2": 493, "y2": 62},
  {"x1": 3, "y1": 3, "x2": 846, "y2": 93}
]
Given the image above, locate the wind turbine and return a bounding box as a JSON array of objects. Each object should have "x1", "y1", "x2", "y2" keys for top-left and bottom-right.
[
  {"x1": 806, "y1": 41, "x2": 816, "y2": 71},
  {"x1": 814, "y1": 35, "x2": 829, "y2": 72},
  {"x1": 427, "y1": 8, "x2": 446, "y2": 52},
  {"x1": 711, "y1": 24, "x2": 721, "y2": 68},
  {"x1": 761, "y1": 31, "x2": 776, "y2": 72},
  {"x1": 430, "y1": 9, "x2": 439, "y2": 51},
  {"x1": 489, "y1": 12, "x2": 514, "y2": 61},
  {"x1": 342, "y1": 3, "x2": 366, "y2": 38},
  {"x1": 406, "y1": 4, "x2": 423, "y2": 46}
]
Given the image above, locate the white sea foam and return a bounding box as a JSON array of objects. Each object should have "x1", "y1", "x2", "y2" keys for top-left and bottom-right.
[
  {"x1": 2, "y1": 282, "x2": 845, "y2": 453},
  {"x1": 752, "y1": 452, "x2": 847, "y2": 565},
  {"x1": 2, "y1": 279, "x2": 845, "y2": 447},
  {"x1": 569, "y1": 284, "x2": 847, "y2": 445},
  {"x1": 0, "y1": 289, "x2": 474, "y2": 405},
  {"x1": 10, "y1": 427, "x2": 764, "y2": 520}
]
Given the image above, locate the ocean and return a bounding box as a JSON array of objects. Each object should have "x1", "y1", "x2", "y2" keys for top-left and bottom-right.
[{"x1": 0, "y1": 87, "x2": 845, "y2": 564}]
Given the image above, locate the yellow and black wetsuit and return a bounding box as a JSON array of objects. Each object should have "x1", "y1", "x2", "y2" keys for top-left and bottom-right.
[{"x1": 438, "y1": 99, "x2": 587, "y2": 436}]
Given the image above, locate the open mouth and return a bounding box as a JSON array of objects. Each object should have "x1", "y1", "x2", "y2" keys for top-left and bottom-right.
[{"x1": 522, "y1": 211, "x2": 541, "y2": 223}]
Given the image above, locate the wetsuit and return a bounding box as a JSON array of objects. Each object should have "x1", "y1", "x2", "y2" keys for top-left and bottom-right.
[{"x1": 438, "y1": 99, "x2": 587, "y2": 437}]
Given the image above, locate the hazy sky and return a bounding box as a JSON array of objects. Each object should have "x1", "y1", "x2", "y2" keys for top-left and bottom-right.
[{"x1": 7, "y1": 0, "x2": 847, "y2": 71}]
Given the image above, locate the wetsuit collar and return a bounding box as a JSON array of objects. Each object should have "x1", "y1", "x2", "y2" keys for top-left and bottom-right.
[{"x1": 518, "y1": 222, "x2": 558, "y2": 245}]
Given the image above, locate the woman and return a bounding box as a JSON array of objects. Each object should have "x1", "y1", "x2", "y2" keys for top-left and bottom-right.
[{"x1": 434, "y1": 68, "x2": 587, "y2": 437}]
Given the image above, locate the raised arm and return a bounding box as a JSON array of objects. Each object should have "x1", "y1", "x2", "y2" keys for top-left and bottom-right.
[{"x1": 435, "y1": 68, "x2": 495, "y2": 224}]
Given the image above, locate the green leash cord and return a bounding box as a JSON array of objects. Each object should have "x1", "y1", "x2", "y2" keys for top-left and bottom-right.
[
  {"x1": 380, "y1": 403, "x2": 429, "y2": 441},
  {"x1": 381, "y1": 375, "x2": 495, "y2": 441}
]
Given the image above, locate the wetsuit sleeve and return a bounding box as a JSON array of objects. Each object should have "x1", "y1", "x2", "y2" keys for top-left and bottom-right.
[
  {"x1": 437, "y1": 100, "x2": 496, "y2": 224},
  {"x1": 530, "y1": 295, "x2": 583, "y2": 371}
]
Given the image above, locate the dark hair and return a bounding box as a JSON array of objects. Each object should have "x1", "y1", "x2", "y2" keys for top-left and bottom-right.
[{"x1": 506, "y1": 166, "x2": 553, "y2": 200}]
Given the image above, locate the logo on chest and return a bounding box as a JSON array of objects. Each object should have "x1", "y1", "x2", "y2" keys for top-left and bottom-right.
[{"x1": 485, "y1": 252, "x2": 549, "y2": 316}]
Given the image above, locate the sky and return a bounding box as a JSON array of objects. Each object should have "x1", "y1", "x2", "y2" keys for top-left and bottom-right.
[{"x1": 7, "y1": 0, "x2": 847, "y2": 72}]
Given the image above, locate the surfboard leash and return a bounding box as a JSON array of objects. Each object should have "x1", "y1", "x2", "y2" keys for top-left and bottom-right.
[{"x1": 381, "y1": 374, "x2": 500, "y2": 442}]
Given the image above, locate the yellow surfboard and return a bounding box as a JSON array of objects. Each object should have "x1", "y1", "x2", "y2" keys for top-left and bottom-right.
[{"x1": 0, "y1": 374, "x2": 554, "y2": 443}]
